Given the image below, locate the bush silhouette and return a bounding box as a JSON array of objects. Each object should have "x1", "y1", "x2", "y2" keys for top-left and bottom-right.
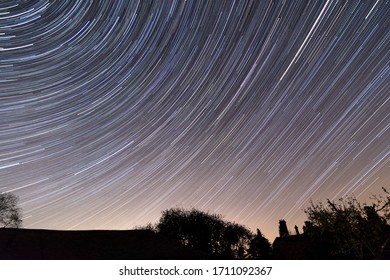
[{"x1": 304, "y1": 188, "x2": 390, "y2": 259}]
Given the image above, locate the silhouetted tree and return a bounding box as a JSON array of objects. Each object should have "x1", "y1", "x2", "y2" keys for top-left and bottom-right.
[
  {"x1": 304, "y1": 188, "x2": 390, "y2": 259},
  {"x1": 222, "y1": 222, "x2": 253, "y2": 259},
  {"x1": 133, "y1": 222, "x2": 156, "y2": 231},
  {"x1": 302, "y1": 221, "x2": 314, "y2": 233},
  {"x1": 294, "y1": 225, "x2": 300, "y2": 235},
  {"x1": 278, "y1": 219, "x2": 289, "y2": 237},
  {"x1": 156, "y1": 208, "x2": 255, "y2": 259},
  {"x1": 247, "y1": 229, "x2": 272, "y2": 259},
  {"x1": 0, "y1": 193, "x2": 22, "y2": 228}
]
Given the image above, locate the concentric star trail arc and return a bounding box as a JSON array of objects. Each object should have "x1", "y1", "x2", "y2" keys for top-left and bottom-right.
[{"x1": 0, "y1": 0, "x2": 389, "y2": 239}]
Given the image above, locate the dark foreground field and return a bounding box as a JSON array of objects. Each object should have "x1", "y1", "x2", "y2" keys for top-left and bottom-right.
[{"x1": 0, "y1": 228, "x2": 209, "y2": 260}]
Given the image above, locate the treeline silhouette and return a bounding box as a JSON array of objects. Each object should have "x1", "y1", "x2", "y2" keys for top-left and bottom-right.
[
  {"x1": 1, "y1": 188, "x2": 389, "y2": 259},
  {"x1": 142, "y1": 188, "x2": 390, "y2": 259}
]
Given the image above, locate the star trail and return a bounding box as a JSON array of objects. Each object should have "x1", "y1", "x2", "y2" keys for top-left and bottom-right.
[{"x1": 0, "y1": 0, "x2": 389, "y2": 239}]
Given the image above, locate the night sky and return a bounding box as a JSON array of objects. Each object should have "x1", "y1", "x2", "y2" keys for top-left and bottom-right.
[{"x1": 1, "y1": 0, "x2": 389, "y2": 240}]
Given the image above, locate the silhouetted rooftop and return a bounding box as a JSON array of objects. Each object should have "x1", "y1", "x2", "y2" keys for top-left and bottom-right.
[{"x1": 0, "y1": 228, "x2": 209, "y2": 260}]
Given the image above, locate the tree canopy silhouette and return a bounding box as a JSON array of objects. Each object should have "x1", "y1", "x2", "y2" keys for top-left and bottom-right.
[
  {"x1": 304, "y1": 188, "x2": 390, "y2": 259},
  {"x1": 248, "y1": 229, "x2": 273, "y2": 259},
  {"x1": 155, "y1": 207, "x2": 271, "y2": 259},
  {"x1": 0, "y1": 193, "x2": 22, "y2": 228}
]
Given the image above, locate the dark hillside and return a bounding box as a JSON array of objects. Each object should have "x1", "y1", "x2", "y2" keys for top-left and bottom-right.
[{"x1": 0, "y1": 228, "x2": 209, "y2": 260}]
